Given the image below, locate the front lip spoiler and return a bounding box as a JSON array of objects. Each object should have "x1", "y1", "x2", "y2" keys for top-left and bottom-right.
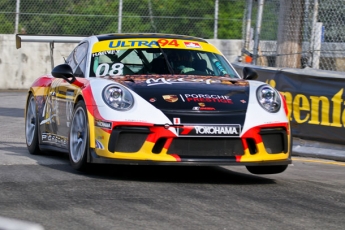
[{"x1": 89, "y1": 150, "x2": 291, "y2": 166}]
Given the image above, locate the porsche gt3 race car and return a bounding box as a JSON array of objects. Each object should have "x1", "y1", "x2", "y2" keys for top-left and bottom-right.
[{"x1": 21, "y1": 33, "x2": 291, "y2": 174}]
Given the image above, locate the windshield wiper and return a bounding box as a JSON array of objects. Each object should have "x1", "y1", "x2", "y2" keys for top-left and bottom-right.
[{"x1": 156, "y1": 41, "x2": 174, "y2": 75}]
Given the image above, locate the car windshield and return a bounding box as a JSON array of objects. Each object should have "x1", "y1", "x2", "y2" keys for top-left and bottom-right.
[{"x1": 90, "y1": 47, "x2": 239, "y2": 78}]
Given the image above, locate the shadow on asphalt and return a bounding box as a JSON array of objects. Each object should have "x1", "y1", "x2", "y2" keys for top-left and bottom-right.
[
  {"x1": 0, "y1": 107, "x2": 25, "y2": 118},
  {"x1": 45, "y1": 161, "x2": 276, "y2": 185},
  {"x1": 0, "y1": 141, "x2": 69, "y2": 160},
  {"x1": 7, "y1": 141, "x2": 276, "y2": 185}
]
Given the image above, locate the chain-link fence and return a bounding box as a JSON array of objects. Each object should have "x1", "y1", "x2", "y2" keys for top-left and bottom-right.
[
  {"x1": 244, "y1": 0, "x2": 345, "y2": 72},
  {"x1": 0, "y1": 0, "x2": 245, "y2": 39},
  {"x1": 1, "y1": 0, "x2": 345, "y2": 72}
]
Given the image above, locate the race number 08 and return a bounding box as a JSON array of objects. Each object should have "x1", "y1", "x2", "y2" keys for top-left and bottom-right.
[{"x1": 96, "y1": 63, "x2": 124, "y2": 77}]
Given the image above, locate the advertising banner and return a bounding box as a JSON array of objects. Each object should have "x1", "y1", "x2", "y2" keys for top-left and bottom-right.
[{"x1": 233, "y1": 63, "x2": 345, "y2": 144}]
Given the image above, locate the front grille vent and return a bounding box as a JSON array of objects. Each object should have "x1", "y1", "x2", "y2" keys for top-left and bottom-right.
[{"x1": 167, "y1": 138, "x2": 244, "y2": 156}]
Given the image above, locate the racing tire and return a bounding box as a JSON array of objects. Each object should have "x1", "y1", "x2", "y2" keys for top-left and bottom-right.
[
  {"x1": 246, "y1": 165, "x2": 288, "y2": 175},
  {"x1": 25, "y1": 94, "x2": 41, "y2": 155},
  {"x1": 68, "y1": 100, "x2": 89, "y2": 171}
]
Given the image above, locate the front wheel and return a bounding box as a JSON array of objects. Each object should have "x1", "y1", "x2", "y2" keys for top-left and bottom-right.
[
  {"x1": 246, "y1": 165, "x2": 288, "y2": 175},
  {"x1": 25, "y1": 94, "x2": 41, "y2": 154},
  {"x1": 69, "y1": 100, "x2": 89, "y2": 171}
]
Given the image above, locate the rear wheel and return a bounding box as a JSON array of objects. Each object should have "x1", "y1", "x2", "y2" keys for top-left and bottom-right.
[
  {"x1": 246, "y1": 165, "x2": 288, "y2": 175},
  {"x1": 25, "y1": 94, "x2": 41, "y2": 154},
  {"x1": 68, "y1": 100, "x2": 89, "y2": 171}
]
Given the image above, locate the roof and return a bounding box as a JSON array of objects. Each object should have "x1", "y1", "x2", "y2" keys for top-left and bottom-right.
[
  {"x1": 15, "y1": 33, "x2": 208, "y2": 49},
  {"x1": 95, "y1": 33, "x2": 208, "y2": 43}
]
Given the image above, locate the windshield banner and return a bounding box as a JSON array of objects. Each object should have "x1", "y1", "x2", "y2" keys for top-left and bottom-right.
[{"x1": 92, "y1": 38, "x2": 221, "y2": 54}]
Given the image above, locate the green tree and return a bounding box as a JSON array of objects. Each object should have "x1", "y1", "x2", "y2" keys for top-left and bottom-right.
[
  {"x1": 0, "y1": 0, "x2": 246, "y2": 39},
  {"x1": 0, "y1": 14, "x2": 14, "y2": 33},
  {"x1": 218, "y1": 1, "x2": 246, "y2": 39}
]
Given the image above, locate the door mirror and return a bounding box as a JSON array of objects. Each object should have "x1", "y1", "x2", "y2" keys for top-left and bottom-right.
[
  {"x1": 243, "y1": 67, "x2": 258, "y2": 80},
  {"x1": 51, "y1": 64, "x2": 76, "y2": 83}
]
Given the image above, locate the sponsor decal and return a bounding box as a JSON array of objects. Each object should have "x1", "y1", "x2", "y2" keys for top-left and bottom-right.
[
  {"x1": 184, "y1": 42, "x2": 202, "y2": 48},
  {"x1": 124, "y1": 119, "x2": 148, "y2": 122},
  {"x1": 195, "y1": 126, "x2": 239, "y2": 135},
  {"x1": 108, "y1": 39, "x2": 180, "y2": 49},
  {"x1": 110, "y1": 40, "x2": 158, "y2": 48},
  {"x1": 178, "y1": 124, "x2": 241, "y2": 137},
  {"x1": 183, "y1": 94, "x2": 233, "y2": 104},
  {"x1": 200, "y1": 107, "x2": 216, "y2": 111},
  {"x1": 146, "y1": 78, "x2": 222, "y2": 86},
  {"x1": 163, "y1": 95, "x2": 178, "y2": 103},
  {"x1": 95, "y1": 120, "x2": 112, "y2": 129},
  {"x1": 157, "y1": 39, "x2": 180, "y2": 47},
  {"x1": 95, "y1": 140, "x2": 105, "y2": 149},
  {"x1": 41, "y1": 133, "x2": 67, "y2": 145},
  {"x1": 173, "y1": 118, "x2": 181, "y2": 124},
  {"x1": 92, "y1": 50, "x2": 118, "y2": 57},
  {"x1": 192, "y1": 106, "x2": 216, "y2": 111},
  {"x1": 192, "y1": 103, "x2": 216, "y2": 111},
  {"x1": 40, "y1": 92, "x2": 59, "y2": 126},
  {"x1": 66, "y1": 100, "x2": 74, "y2": 127},
  {"x1": 66, "y1": 90, "x2": 75, "y2": 97}
]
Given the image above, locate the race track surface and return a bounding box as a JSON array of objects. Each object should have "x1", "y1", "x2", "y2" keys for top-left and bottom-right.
[{"x1": 0, "y1": 90, "x2": 344, "y2": 230}]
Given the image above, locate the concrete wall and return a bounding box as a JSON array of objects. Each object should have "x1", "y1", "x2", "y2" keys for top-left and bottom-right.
[
  {"x1": 0, "y1": 34, "x2": 243, "y2": 89},
  {"x1": 1, "y1": 34, "x2": 77, "y2": 89}
]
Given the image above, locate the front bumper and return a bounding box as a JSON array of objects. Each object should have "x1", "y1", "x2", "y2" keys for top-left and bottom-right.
[
  {"x1": 89, "y1": 149, "x2": 291, "y2": 166},
  {"x1": 90, "y1": 122, "x2": 292, "y2": 165}
]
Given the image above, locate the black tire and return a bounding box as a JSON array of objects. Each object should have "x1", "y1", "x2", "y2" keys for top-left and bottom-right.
[
  {"x1": 246, "y1": 165, "x2": 288, "y2": 175},
  {"x1": 68, "y1": 100, "x2": 89, "y2": 171},
  {"x1": 25, "y1": 94, "x2": 41, "y2": 155}
]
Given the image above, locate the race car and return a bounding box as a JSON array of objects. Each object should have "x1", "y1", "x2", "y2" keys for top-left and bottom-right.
[{"x1": 21, "y1": 33, "x2": 291, "y2": 174}]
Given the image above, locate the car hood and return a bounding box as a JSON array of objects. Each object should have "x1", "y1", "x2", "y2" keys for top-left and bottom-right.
[{"x1": 108, "y1": 75, "x2": 250, "y2": 124}]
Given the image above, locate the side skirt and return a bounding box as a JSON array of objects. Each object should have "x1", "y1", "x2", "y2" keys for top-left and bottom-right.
[{"x1": 39, "y1": 144, "x2": 69, "y2": 154}]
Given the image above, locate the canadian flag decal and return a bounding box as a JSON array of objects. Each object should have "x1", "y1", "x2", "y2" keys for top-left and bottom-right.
[{"x1": 184, "y1": 42, "x2": 202, "y2": 48}]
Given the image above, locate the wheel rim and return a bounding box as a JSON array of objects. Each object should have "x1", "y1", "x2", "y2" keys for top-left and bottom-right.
[
  {"x1": 26, "y1": 97, "x2": 36, "y2": 146},
  {"x1": 70, "y1": 107, "x2": 87, "y2": 163}
]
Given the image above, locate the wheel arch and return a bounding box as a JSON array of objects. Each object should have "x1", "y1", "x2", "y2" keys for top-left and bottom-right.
[
  {"x1": 25, "y1": 90, "x2": 40, "y2": 139},
  {"x1": 25, "y1": 92, "x2": 42, "y2": 154},
  {"x1": 25, "y1": 91, "x2": 33, "y2": 118},
  {"x1": 74, "y1": 94, "x2": 96, "y2": 151}
]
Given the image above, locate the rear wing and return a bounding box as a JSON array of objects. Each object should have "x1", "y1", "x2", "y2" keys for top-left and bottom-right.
[{"x1": 16, "y1": 34, "x2": 86, "y2": 69}]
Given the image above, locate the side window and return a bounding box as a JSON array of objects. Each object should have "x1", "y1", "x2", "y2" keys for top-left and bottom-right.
[
  {"x1": 66, "y1": 42, "x2": 89, "y2": 78},
  {"x1": 66, "y1": 49, "x2": 77, "y2": 71}
]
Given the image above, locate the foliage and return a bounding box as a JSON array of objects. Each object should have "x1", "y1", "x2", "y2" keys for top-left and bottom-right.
[
  {"x1": 0, "y1": 0, "x2": 245, "y2": 39},
  {"x1": 0, "y1": 14, "x2": 14, "y2": 33},
  {"x1": 218, "y1": 1, "x2": 246, "y2": 39}
]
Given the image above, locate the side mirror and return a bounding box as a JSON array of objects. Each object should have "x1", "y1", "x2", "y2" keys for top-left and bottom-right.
[
  {"x1": 51, "y1": 64, "x2": 76, "y2": 83},
  {"x1": 243, "y1": 67, "x2": 258, "y2": 80}
]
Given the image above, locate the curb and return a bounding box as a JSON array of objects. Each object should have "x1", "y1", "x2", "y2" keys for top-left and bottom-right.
[{"x1": 292, "y1": 138, "x2": 345, "y2": 162}]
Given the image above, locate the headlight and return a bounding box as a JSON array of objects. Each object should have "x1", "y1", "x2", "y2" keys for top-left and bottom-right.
[
  {"x1": 256, "y1": 85, "x2": 281, "y2": 113},
  {"x1": 102, "y1": 84, "x2": 134, "y2": 110}
]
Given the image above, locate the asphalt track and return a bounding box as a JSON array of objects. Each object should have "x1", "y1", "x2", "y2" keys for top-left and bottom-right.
[{"x1": 0, "y1": 90, "x2": 344, "y2": 230}]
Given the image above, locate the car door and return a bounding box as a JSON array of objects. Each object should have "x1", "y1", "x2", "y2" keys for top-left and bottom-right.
[{"x1": 41, "y1": 42, "x2": 89, "y2": 149}]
